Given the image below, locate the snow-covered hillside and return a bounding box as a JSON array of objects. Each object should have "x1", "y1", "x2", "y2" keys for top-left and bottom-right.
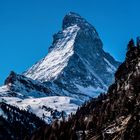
[{"x1": 0, "y1": 96, "x2": 82, "y2": 124}]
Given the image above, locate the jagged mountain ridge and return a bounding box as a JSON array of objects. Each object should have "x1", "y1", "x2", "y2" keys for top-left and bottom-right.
[
  {"x1": 2, "y1": 71, "x2": 53, "y2": 98},
  {"x1": 24, "y1": 12, "x2": 120, "y2": 99},
  {"x1": 28, "y1": 41, "x2": 140, "y2": 140}
]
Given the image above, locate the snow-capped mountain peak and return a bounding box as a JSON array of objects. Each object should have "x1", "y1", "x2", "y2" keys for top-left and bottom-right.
[
  {"x1": 62, "y1": 12, "x2": 97, "y2": 31},
  {"x1": 62, "y1": 12, "x2": 85, "y2": 29},
  {"x1": 24, "y1": 12, "x2": 120, "y2": 100},
  {"x1": 0, "y1": 12, "x2": 120, "y2": 126}
]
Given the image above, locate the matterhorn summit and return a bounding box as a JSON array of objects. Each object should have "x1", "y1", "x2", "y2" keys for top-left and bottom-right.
[
  {"x1": 0, "y1": 12, "x2": 120, "y2": 124},
  {"x1": 24, "y1": 12, "x2": 120, "y2": 99}
]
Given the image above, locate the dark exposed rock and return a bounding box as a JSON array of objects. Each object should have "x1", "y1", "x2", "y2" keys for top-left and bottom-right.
[{"x1": 4, "y1": 72, "x2": 53, "y2": 98}]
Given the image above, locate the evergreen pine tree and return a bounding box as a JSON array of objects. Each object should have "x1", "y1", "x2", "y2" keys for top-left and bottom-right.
[
  {"x1": 136, "y1": 36, "x2": 140, "y2": 48},
  {"x1": 127, "y1": 39, "x2": 135, "y2": 50}
]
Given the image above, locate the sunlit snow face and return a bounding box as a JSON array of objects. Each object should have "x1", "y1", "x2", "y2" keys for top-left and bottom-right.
[
  {"x1": 0, "y1": 96, "x2": 83, "y2": 124},
  {"x1": 25, "y1": 25, "x2": 80, "y2": 82}
]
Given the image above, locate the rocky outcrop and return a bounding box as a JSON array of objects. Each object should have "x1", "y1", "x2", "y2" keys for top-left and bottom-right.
[{"x1": 3, "y1": 71, "x2": 53, "y2": 98}]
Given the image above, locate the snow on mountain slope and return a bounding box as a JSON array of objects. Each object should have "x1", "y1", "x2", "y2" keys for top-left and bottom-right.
[
  {"x1": 0, "y1": 96, "x2": 82, "y2": 124},
  {"x1": 24, "y1": 12, "x2": 120, "y2": 99},
  {"x1": 0, "y1": 86, "x2": 9, "y2": 97},
  {"x1": 25, "y1": 25, "x2": 80, "y2": 81}
]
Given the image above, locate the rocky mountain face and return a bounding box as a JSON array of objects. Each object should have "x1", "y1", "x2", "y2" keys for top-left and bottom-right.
[
  {"x1": 24, "y1": 12, "x2": 120, "y2": 100},
  {"x1": 28, "y1": 42, "x2": 140, "y2": 140},
  {"x1": 0, "y1": 12, "x2": 120, "y2": 101},
  {"x1": 0, "y1": 12, "x2": 121, "y2": 140}
]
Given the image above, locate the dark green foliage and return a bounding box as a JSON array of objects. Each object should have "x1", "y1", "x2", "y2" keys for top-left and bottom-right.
[
  {"x1": 136, "y1": 36, "x2": 140, "y2": 48},
  {"x1": 124, "y1": 107, "x2": 140, "y2": 140},
  {"x1": 127, "y1": 39, "x2": 135, "y2": 50},
  {"x1": 0, "y1": 102, "x2": 45, "y2": 140}
]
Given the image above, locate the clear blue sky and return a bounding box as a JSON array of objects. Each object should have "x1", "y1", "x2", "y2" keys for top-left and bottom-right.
[{"x1": 0, "y1": 0, "x2": 140, "y2": 85}]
